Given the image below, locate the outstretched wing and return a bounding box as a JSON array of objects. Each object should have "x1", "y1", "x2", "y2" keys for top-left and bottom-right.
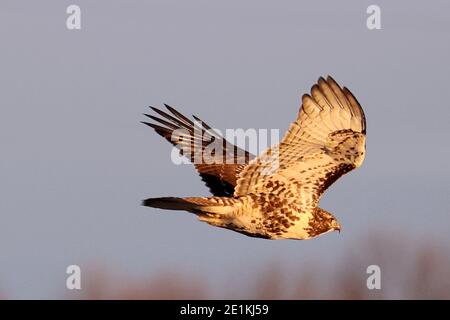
[
  {"x1": 234, "y1": 76, "x2": 366, "y2": 208},
  {"x1": 142, "y1": 105, "x2": 255, "y2": 196}
]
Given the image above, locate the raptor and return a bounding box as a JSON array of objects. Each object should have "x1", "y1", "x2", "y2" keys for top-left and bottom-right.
[{"x1": 142, "y1": 76, "x2": 366, "y2": 240}]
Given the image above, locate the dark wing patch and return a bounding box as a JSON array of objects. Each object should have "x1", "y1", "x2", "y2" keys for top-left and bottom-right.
[
  {"x1": 142, "y1": 104, "x2": 254, "y2": 196},
  {"x1": 198, "y1": 173, "x2": 235, "y2": 197}
]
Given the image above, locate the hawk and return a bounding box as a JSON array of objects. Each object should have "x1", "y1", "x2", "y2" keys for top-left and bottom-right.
[{"x1": 142, "y1": 76, "x2": 366, "y2": 240}]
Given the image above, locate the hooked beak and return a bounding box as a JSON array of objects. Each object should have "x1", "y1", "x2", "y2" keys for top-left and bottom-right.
[{"x1": 335, "y1": 225, "x2": 341, "y2": 233}]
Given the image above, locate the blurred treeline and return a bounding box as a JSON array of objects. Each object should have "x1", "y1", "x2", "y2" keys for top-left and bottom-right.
[{"x1": 72, "y1": 234, "x2": 450, "y2": 299}]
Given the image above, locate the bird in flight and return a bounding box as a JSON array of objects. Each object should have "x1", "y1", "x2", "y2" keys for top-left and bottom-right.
[{"x1": 142, "y1": 76, "x2": 366, "y2": 240}]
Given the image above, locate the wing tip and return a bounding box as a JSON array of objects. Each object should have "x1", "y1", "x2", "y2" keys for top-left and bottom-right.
[{"x1": 342, "y1": 87, "x2": 367, "y2": 135}]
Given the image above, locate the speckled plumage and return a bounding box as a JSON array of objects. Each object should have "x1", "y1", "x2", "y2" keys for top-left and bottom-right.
[{"x1": 142, "y1": 76, "x2": 366, "y2": 240}]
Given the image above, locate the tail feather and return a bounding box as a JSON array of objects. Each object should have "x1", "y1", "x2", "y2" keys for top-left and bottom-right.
[
  {"x1": 142, "y1": 197, "x2": 197, "y2": 211},
  {"x1": 142, "y1": 196, "x2": 235, "y2": 214}
]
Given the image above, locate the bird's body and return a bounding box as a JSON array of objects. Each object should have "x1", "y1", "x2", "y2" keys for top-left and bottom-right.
[{"x1": 142, "y1": 76, "x2": 366, "y2": 240}]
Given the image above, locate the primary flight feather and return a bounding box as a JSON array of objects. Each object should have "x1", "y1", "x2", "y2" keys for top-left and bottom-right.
[{"x1": 142, "y1": 76, "x2": 366, "y2": 240}]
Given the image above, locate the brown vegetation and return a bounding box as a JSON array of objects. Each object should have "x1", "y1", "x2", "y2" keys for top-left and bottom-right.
[{"x1": 72, "y1": 235, "x2": 450, "y2": 299}]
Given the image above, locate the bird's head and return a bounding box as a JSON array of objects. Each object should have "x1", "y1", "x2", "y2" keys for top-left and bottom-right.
[
  {"x1": 306, "y1": 208, "x2": 341, "y2": 239},
  {"x1": 330, "y1": 217, "x2": 341, "y2": 233},
  {"x1": 322, "y1": 210, "x2": 341, "y2": 233}
]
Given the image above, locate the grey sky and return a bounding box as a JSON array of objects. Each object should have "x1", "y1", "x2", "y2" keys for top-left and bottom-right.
[{"x1": 0, "y1": 0, "x2": 449, "y2": 298}]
